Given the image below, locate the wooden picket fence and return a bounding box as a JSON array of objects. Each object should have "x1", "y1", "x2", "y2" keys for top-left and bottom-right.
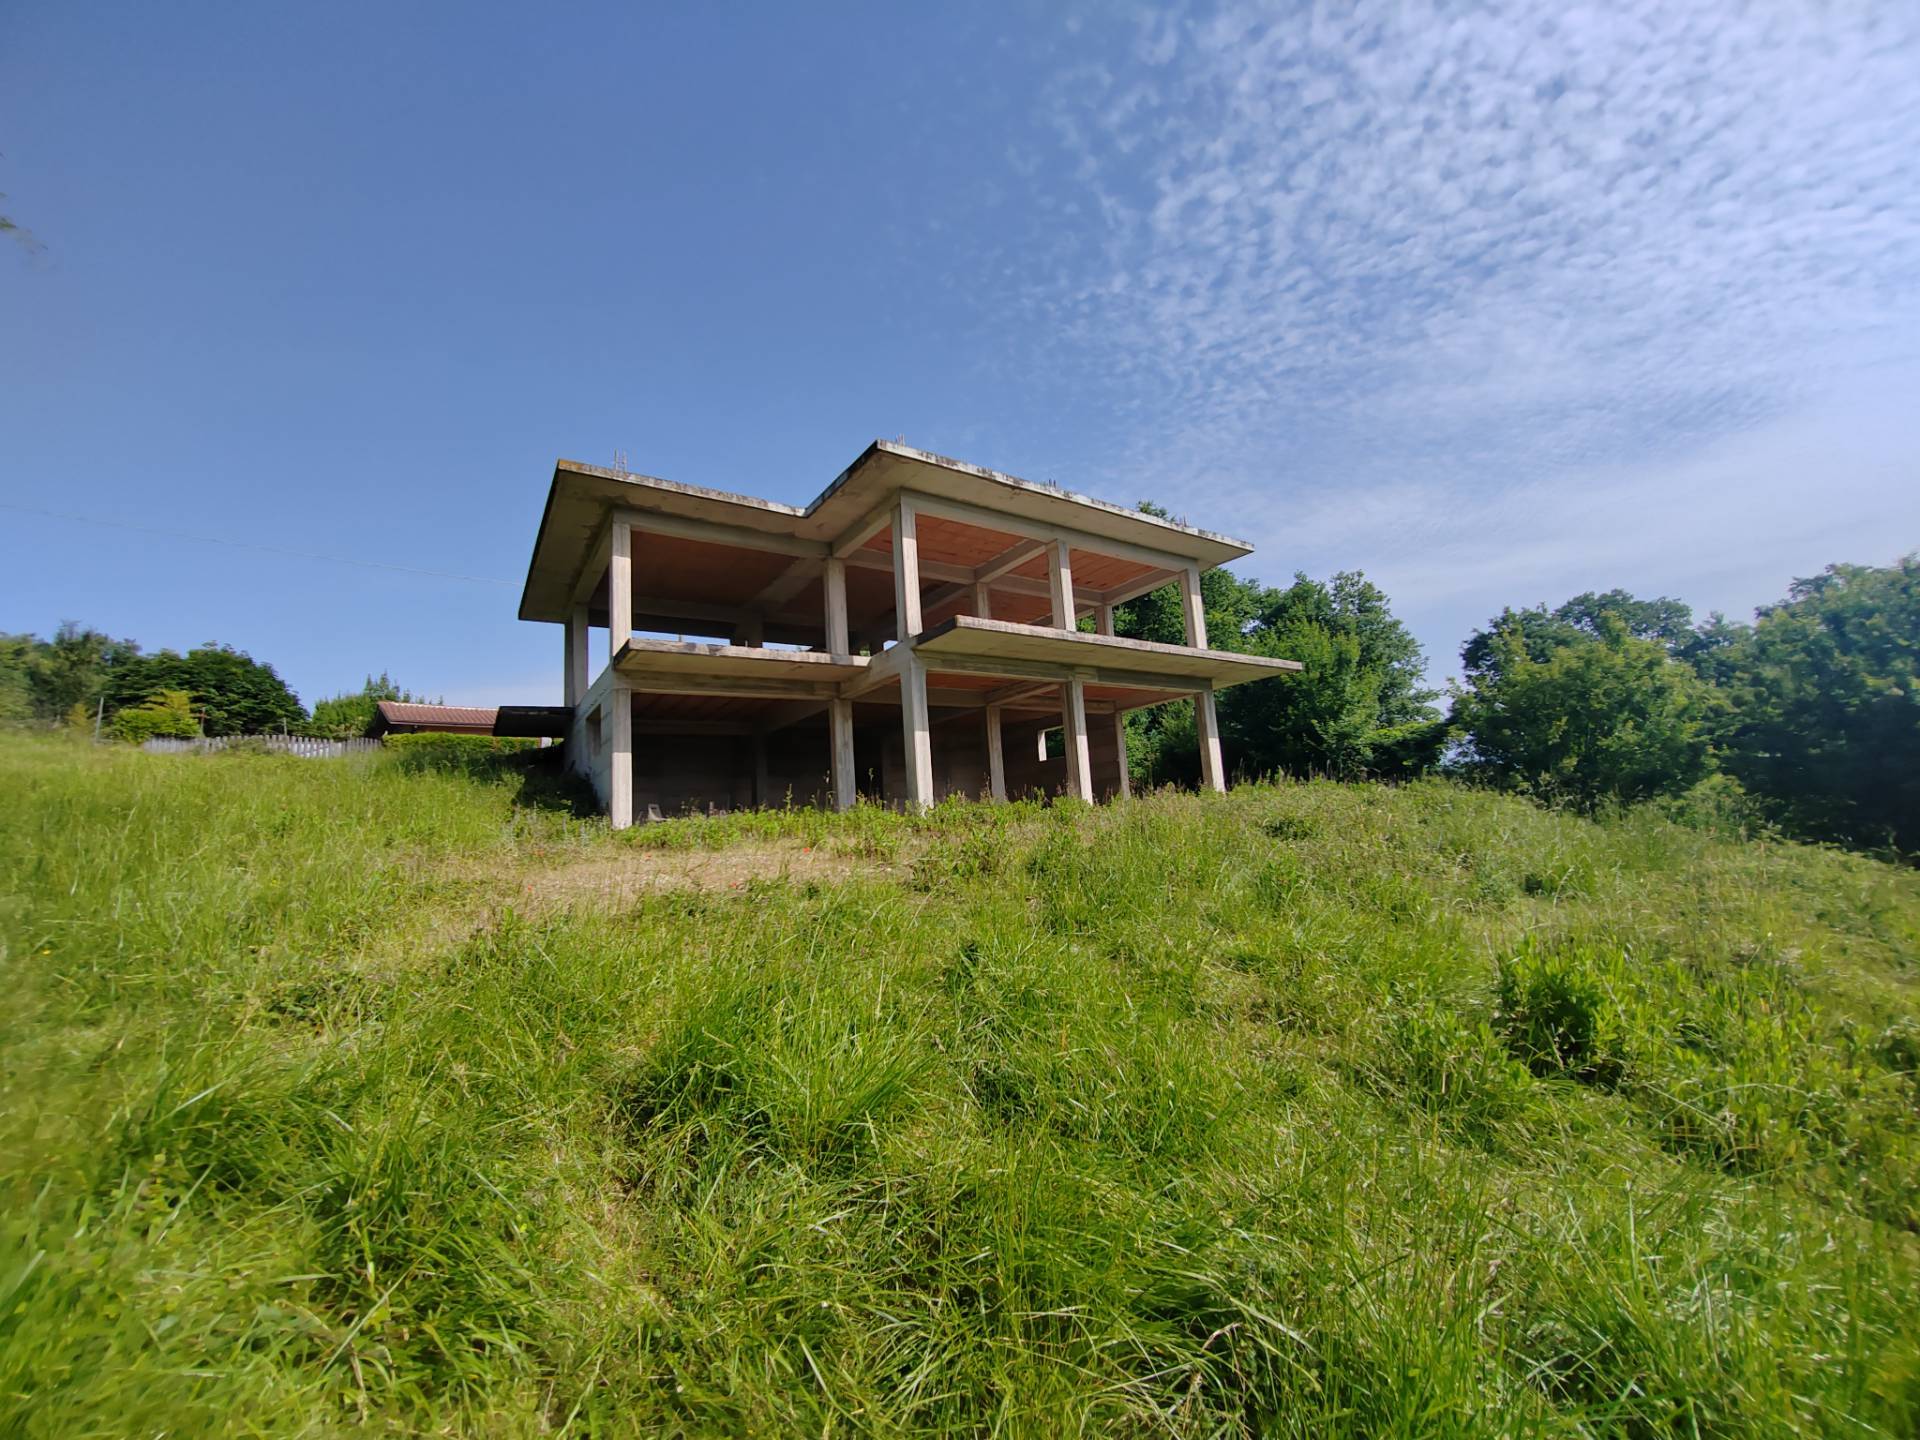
[{"x1": 141, "y1": 735, "x2": 385, "y2": 759}]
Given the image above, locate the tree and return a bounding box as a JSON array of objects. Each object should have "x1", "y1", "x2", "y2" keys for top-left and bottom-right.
[
  {"x1": 26, "y1": 622, "x2": 141, "y2": 720},
  {"x1": 106, "y1": 643, "x2": 305, "y2": 736},
  {"x1": 1111, "y1": 530, "x2": 1440, "y2": 783},
  {"x1": 1462, "y1": 589, "x2": 1694, "y2": 685},
  {"x1": 1713, "y1": 557, "x2": 1920, "y2": 850},
  {"x1": 0, "y1": 634, "x2": 35, "y2": 725},
  {"x1": 1222, "y1": 571, "x2": 1441, "y2": 780},
  {"x1": 1451, "y1": 621, "x2": 1719, "y2": 809},
  {"x1": 307, "y1": 672, "x2": 426, "y2": 738},
  {"x1": 1226, "y1": 621, "x2": 1382, "y2": 779}
]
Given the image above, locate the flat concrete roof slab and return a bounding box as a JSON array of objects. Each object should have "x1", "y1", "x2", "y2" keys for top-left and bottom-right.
[{"x1": 912, "y1": 616, "x2": 1301, "y2": 690}]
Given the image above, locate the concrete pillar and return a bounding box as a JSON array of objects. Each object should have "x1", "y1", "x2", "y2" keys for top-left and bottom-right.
[
  {"x1": 972, "y1": 581, "x2": 992, "y2": 619},
  {"x1": 824, "y1": 556, "x2": 850, "y2": 655},
  {"x1": 1095, "y1": 601, "x2": 1116, "y2": 637},
  {"x1": 900, "y1": 651, "x2": 933, "y2": 812},
  {"x1": 892, "y1": 498, "x2": 922, "y2": 641},
  {"x1": 751, "y1": 728, "x2": 770, "y2": 808},
  {"x1": 738, "y1": 616, "x2": 765, "y2": 648},
  {"x1": 984, "y1": 703, "x2": 1006, "y2": 802},
  {"x1": 1047, "y1": 540, "x2": 1075, "y2": 631},
  {"x1": 829, "y1": 697, "x2": 856, "y2": 811},
  {"x1": 608, "y1": 688, "x2": 634, "y2": 828},
  {"x1": 1179, "y1": 565, "x2": 1207, "y2": 649},
  {"x1": 1062, "y1": 677, "x2": 1093, "y2": 802},
  {"x1": 1112, "y1": 711, "x2": 1131, "y2": 799},
  {"x1": 564, "y1": 604, "x2": 590, "y2": 705},
  {"x1": 1196, "y1": 683, "x2": 1225, "y2": 794},
  {"x1": 608, "y1": 519, "x2": 633, "y2": 655},
  {"x1": 606, "y1": 519, "x2": 635, "y2": 829}
]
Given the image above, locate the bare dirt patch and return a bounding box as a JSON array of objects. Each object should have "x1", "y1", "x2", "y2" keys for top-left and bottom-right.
[{"x1": 482, "y1": 839, "x2": 906, "y2": 914}]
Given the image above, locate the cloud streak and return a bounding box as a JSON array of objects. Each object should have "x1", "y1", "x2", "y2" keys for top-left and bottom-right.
[{"x1": 1007, "y1": 0, "x2": 1920, "y2": 668}]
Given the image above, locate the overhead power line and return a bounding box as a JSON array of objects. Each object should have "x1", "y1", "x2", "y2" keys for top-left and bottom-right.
[{"x1": 0, "y1": 501, "x2": 518, "y2": 587}]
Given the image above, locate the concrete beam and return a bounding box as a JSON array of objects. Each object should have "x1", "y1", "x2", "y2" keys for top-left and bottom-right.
[
  {"x1": 749, "y1": 555, "x2": 819, "y2": 612},
  {"x1": 617, "y1": 506, "x2": 826, "y2": 559},
  {"x1": 1179, "y1": 565, "x2": 1208, "y2": 650},
  {"x1": 829, "y1": 697, "x2": 856, "y2": 811},
  {"x1": 985, "y1": 704, "x2": 1007, "y2": 802},
  {"x1": 1047, "y1": 539, "x2": 1075, "y2": 632},
  {"x1": 609, "y1": 684, "x2": 633, "y2": 829},
  {"x1": 824, "y1": 555, "x2": 850, "y2": 655},
  {"x1": 608, "y1": 518, "x2": 633, "y2": 653},
  {"x1": 1196, "y1": 681, "x2": 1225, "y2": 793},
  {"x1": 1062, "y1": 675, "x2": 1093, "y2": 802},
  {"x1": 905, "y1": 491, "x2": 1196, "y2": 578},
  {"x1": 892, "y1": 496, "x2": 923, "y2": 641},
  {"x1": 565, "y1": 604, "x2": 590, "y2": 705},
  {"x1": 900, "y1": 650, "x2": 933, "y2": 812}
]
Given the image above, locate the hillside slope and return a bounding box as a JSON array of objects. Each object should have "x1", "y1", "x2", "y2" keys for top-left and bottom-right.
[{"x1": 2, "y1": 736, "x2": 1916, "y2": 1436}]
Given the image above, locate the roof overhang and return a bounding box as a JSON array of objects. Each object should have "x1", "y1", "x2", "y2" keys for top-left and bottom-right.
[
  {"x1": 519, "y1": 441, "x2": 1255, "y2": 624},
  {"x1": 610, "y1": 637, "x2": 869, "y2": 697}
]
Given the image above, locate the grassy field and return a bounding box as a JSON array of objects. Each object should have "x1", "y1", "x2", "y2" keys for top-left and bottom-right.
[{"x1": 2, "y1": 734, "x2": 1917, "y2": 1437}]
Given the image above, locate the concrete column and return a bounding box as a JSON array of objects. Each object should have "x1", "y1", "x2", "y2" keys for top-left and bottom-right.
[
  {"x1": 1047, "y1": 540, "x2": 1075, "y2": 631},
  {"x1": 984, "y1": 703, "x2": 1006, "y2": 802},
  {"x1": 1179, "y1": 565, "x2": 1207, "y2": 649},
  {"x1": 1062, "y1": 677, "x2": 1093, "y2": 802},
  {"x1": 900, "y1": 651, "x2": 933, "y2": 812},
  {"x1": 564, "y1": 604, "x2": 590, "y2": 705},
  {"x1": 751, "y1": 729, "x2": 770, "y2": 808},
  {"x1": 1112, "y1": 711, "x2": 1131, "y2": 799},
  {"x1": 892, "y1": 498, "x2": 923, "y2": 642},
  {"x1": 1095, "y1": 601, "x2": 1116, "y2": 637},
  {"x1": 824, "y1": 556, "x2": 850, "y2": 654},
  {"x1": 608, "y1": 687, "x2": 634, "y2": 828},
  {"x1": 971, "y1": 580, "x2": 992, "y2": 619},
  {"x1": 608, "y1": 519, "x2": 633, "y2": 654},
  {"x1": 829, "y1": 697, "x2": 856, "y2": 811},
  {"x1": 738, "y1": 616, "x2": 765, "y2": 648},
  {"x1": 1196, "y1": 682, "x2": 1225, "y2": 794}
]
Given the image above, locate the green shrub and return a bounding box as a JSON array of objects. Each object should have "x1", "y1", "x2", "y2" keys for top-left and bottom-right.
[
  {"x1": 384, "y1": 732, "x2": 543, "y2": 779},
  {"x1": 1379, "y1": 998, "x2": 1536, "y2": 1139},
  {"x1": 1495, "y1": 940, "x2": 1632, "y2": 1088},
  {"x1": 110, "y1": 688, "x2": 200, "y2": 743}
]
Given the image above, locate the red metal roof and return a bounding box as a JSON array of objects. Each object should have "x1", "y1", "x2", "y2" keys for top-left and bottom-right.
[{"x1": 375, "y1": 702, "x2": 499, "y2": 729}]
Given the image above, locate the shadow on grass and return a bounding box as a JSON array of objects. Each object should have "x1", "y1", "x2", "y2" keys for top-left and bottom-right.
[{"x1": 509, "y1": 748, "x2": 602, "y2": 818}]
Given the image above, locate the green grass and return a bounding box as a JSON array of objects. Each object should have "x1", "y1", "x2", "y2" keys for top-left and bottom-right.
[{"x1": 2, "y1": 733, "x2": 1917, "y2": 1436}]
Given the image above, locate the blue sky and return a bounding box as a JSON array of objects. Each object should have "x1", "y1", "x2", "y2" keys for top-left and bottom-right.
[{"x1": 4, "y1": 1, "x2": 1917, "y2": 708}]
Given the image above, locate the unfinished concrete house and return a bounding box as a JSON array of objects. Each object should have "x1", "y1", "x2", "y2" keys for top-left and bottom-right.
[{"x1": 518, "y1": 442, "x2": 1300, "y2": 826}]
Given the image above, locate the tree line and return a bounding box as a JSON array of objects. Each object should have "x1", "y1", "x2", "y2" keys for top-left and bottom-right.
[
  {"x1": 5, "y1": 547, "x2": 1913, "y2": 852},
  {"x1": 0, "y1": 628, "x2": 425, "y2": 741},
  {"x1": 1113, "y1": 537, "x2": 1917, "y2": 854}
]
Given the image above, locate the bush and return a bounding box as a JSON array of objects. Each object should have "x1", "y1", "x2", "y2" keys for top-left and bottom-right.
[
  {"x1": 110, "y1": 689, "x2": 200, "y2": 743},
  {"x1": 1495, "y1": 941, "x2": 1632, "y2": 1088},
  {"x1": 384, "y1": 732, "x2": 544, "y2": 780}
]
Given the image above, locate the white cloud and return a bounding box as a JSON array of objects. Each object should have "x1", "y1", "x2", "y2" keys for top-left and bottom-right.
[{"x1": 1012, "y1": 0, "x2": 1920, "y2": 671}]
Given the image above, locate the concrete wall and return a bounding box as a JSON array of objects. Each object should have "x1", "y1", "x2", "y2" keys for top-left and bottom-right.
[
  {"x1": 566, "y1": 670, "x2": 615, "y2": 809},
  {"x1": 627, "y1": 728, "x2": 836, "y2": 816},
  {"x1": 998, "y1": 713, "x2": 1125, "y2": 801}
]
